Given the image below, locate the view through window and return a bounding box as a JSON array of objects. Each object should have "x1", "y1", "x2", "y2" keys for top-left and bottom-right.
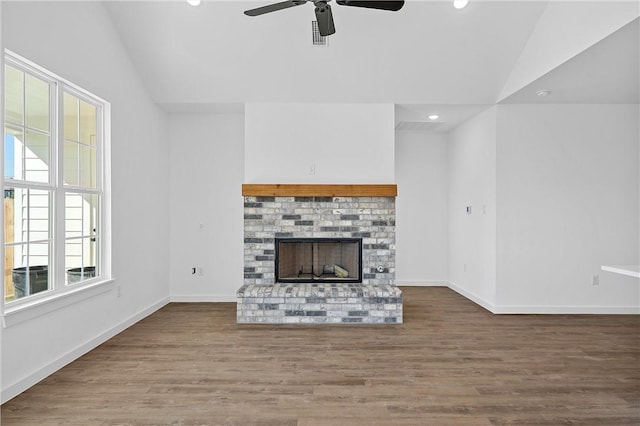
[{"x1": 3, "y1": 51, "x2": 107, "y2": 303}]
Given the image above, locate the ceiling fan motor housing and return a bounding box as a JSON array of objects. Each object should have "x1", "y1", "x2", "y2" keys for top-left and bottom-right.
[{"x1": 244, "y1": 0, "x2": 404, "y2": 37}]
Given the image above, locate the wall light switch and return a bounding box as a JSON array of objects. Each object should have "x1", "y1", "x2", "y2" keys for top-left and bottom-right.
[{"x1": 466, "y1": 206, "x2": 472, "y2": 214}]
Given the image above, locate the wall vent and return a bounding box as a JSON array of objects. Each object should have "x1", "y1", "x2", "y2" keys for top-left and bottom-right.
[
  {"x1": 395, "y1": 121, "x2": 444, "y2": 132},
  {"x1": 312, "y1": 21, "x2": 328, "y2": 46}
]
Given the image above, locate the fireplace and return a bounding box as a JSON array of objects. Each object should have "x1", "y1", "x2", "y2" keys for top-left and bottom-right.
[
  {"x1": 275, "y1": 238, "x2": 362, "y2": 283},
  {"x1": 242, "y1": 193, "x2": 395, "y2": 286},
  {"x1": 238, "y1": 185, "x2": 402, "y2": 324}
]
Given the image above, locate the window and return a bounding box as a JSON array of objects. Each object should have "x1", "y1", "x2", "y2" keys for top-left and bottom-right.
[{"x1": 3, "y1": 51, "x2": 109, "y2": 305}]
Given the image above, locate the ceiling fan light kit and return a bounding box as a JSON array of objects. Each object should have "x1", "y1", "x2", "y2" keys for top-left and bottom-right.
[
  {"x1": 312, "y1": 21, "x2": 329, "y2": 45},
  {"x1": 244, "y1": 0, "x2": 405, "y2": 37}
]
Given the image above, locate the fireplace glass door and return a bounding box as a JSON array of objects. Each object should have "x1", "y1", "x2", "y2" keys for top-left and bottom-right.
[{"x1": 275, "y1": 238, "x2": 362, "y2": 283}]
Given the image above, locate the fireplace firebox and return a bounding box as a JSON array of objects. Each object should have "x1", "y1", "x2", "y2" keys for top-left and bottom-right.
[{"x1": 275, "y1": 238, "x2": 362, "y2": 283}]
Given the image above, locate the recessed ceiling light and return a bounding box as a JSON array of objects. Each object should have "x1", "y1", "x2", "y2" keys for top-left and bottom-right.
[
  {"x1": 428, "y1": 114, "x2": 439, "y2": 120},
  {"x1": 536, "y1": 89, "x2": 551, "y2": 97},
  {"x1": 453, "y1": 0, "x2": 469, "y2": 9},
  {"x1": 187, "y1": 0, "x2": 202, "y2": 6}
]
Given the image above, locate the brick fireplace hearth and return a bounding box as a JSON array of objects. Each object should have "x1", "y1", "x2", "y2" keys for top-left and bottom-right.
[{"x1": 237, "y1": 184, "x2": 403, "y2": 324}]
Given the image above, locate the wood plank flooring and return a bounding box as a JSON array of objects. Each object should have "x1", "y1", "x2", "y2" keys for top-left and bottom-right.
[{"x1": 2, "y1": 287, "x2": 639, "y2": 425}]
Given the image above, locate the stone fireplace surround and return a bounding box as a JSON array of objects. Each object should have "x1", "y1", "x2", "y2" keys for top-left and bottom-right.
[{"x1": 237, "y1": 184, "x2": 403, "y2": 324}]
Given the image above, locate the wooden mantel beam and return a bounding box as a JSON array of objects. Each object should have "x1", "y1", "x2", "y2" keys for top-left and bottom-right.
[{"x1": 242, "y1": 184, "x2": 397, "y2": 197}]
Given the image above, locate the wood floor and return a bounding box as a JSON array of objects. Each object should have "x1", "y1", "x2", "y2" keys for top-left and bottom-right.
[{"x1": 2, "y1": 287, "x2": 639, "y2": 425}]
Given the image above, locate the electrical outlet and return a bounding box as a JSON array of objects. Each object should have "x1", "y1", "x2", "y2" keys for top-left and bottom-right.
[
  {"x1": 592, "y1": 274, "x2": 599, "y2": 285},
  {"x1": 197, "y1": 267, "x2": 204, "y2": 276},
  {"x1": 116, "y1": 284, "x2": 121, "y2": 298},
  {"x1": 463, "y1": 263, "x2": 467, "y2": 272}
]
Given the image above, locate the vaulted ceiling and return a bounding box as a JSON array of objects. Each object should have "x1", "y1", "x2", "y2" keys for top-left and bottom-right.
[{"x1": 104, "y1": 0, "x2": 639, "y2": 130}]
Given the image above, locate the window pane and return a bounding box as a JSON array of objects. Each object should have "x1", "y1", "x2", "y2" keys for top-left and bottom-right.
[
  {"x1": 66, "y1": 193, "x2": 97, "y2": 238},
  {"x1": 25, "y1": 73, "x2": 50, "y2": 132},
  {"x1": 65, "y1": 238, "x2": 82, "y2": 263},
  {"x1": 24, "y1": 130, "x2": 49, "y2": 183},
  {"x1": 28, "y1": 242, "x2": 50, "y2": 276},
  {"x1": 5, "y1": 126, "x2": 23, "y2": 180},
  {"x1": 5, "y1": 65, "x2": 23, "y2": 125},
  {"x1": 28, "y1": 190, "x2": 50, "y2": 241},
  {"x1": 65, "y1": 192, "x2": 99, "y2": 284},
  {"x1": 79, "y1": 100, "x2": 97, "y2": 146},
  {"x1": 4, "y1": 188, "x2": 50, "y2": 245},
  {"x1": 88, "y1": 195, "x2": 99, "y2": 236},
  {"x1": 6, "y1": 243, "x2": 50, "y2": 300},
  {"x1": 66, "y1": 238, "x2": 97, "y2": 285},
  {"x1": 4, "y1": 245, "x2": 16, "y2": 302},
  {"x1": 65, "y1": 192, "x2": 83, "y2": 239},
  {"x1": 3, "y1": 189, "x2": 15, "y2": 246},
  {"x1": 79, "y1": 145, "x2": 96, "y2": 188},
  {"x1": 63, "y1": 92, "x2": 78, "y2": 141},
  {"x1": 64, "y1": 140, "x2": 79, "y2": 186}
]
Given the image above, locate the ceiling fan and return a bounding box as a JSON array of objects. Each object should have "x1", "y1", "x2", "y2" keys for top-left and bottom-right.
[{"x1": 244, "y1": 0, "x2": 405, "y2": 37}]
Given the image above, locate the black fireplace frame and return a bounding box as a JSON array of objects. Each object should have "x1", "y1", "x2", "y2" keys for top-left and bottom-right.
[{"x1": 274, "y1": 238, "x2": 363, "y2": 284}]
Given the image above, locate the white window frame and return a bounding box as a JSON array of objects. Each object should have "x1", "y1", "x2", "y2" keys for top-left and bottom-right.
[{"x1": 2, "y1": 50, "x2": 112, "y2": 326}]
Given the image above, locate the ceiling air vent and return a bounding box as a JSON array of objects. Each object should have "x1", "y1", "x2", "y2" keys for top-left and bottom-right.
[
  {"x1": 312, "y1": 21, "x2": 328, "y2": 46},
  {"x1": 395, "y1": 121, "x2": 444, "y2": 132}
]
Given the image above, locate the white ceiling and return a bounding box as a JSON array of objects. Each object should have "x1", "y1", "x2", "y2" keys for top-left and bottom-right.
[
  {"x1": 501, "y1": 17, "x2": 639, "y2": 104},
  {"x1": 103, "y1": 0, "x2": 639, "y2": 132}
]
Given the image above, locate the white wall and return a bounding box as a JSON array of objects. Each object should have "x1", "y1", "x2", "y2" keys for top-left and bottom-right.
[
  {"x1": 169, "y1": 113, "x2": 244, "y2": 301},
  {"x1": 1, "y1": 1, "x2": 170, "y2": 402},
  {"x1": 395, "y1": 132, "x2": 448, "y2": 285},
  {"x1": 495, "y1": 104, "x2": 639, "y2": 312},
  {"x1": 245, "y1": 103, "x2": 395, "y2": 184},
  {"x1": 447, "y1": 107, "x2": 497, "y2": 308}
]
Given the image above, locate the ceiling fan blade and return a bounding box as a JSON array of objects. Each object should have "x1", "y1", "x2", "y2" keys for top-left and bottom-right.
[
  {"x1": 315, "y1": 2, "x2": 336, "y2": 36},
  {"x1": 244, "y1": 0, "x2": 306, "y2": 17},
  {"x1": 336, "y1": 0, "x2": 404, "y2": 11}
]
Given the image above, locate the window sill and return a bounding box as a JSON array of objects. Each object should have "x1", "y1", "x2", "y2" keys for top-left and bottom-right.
[{"x1": 2, "y1": 279, "x2": 116, "y2": 328}]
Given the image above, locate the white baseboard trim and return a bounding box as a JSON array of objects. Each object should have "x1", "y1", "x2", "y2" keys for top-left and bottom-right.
[
  {"x1": 396, "y1": 280, "x2": 449, "y2": 287},
  {"x1": 170, "y1": 295, "x2": 236, "y2": 302},
  {"x1": 1, "y1": 297, "x2": 170, "y2": 404},
  {"x1": 446, "y1": 281, "x2": 639, "y2": 315},
  {"x1": 446, "y1": 281, "x2": 497, "y2": 313},
  {"x1": 490, "y1": 304, "x2": 640, "y2": 315}
]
